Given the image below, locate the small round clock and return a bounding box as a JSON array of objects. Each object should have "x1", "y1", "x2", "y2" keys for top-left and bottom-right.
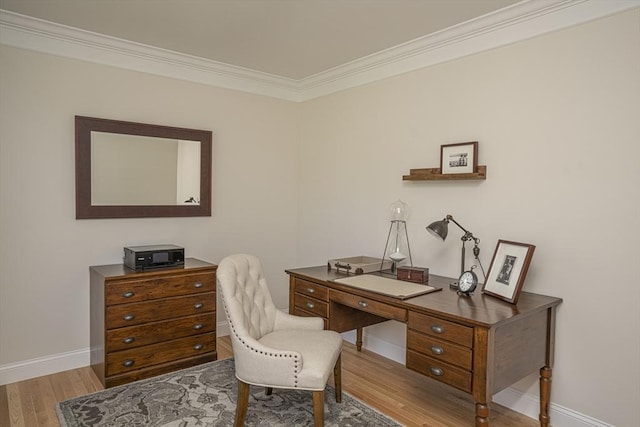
[{"x1": 457, "y1": 268, "x2": 478, "y2": 296}]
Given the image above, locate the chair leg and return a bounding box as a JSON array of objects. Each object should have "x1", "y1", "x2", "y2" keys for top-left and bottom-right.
[
  {"x1": 235, "y1": 379, "x2": 250, "y2": 427},
  {"x1": 334, "y1": 354, "x2": 342, "y2": 403},
  {"x1": 312, "y1": 390, "x2": 324, "y2": 427}
]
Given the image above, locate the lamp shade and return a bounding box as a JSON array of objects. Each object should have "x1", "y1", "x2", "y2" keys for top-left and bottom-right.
[{"x1": 426, "y1": 219, "x2": 448, "y2": 241}]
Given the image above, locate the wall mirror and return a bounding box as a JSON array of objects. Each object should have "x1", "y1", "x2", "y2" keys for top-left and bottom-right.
[{"x1": 75, "y1": 116, "x2": 212, "y2": 219}]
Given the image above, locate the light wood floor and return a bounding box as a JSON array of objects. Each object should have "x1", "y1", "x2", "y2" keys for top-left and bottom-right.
[{"x1": 1, "y1": 336, "x2": 539, "y2": 427}]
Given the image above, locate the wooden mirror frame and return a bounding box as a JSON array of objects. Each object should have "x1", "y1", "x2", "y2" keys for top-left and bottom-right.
[{"x1": 75, "y1": 116, "x2": 212, "y2": 219}]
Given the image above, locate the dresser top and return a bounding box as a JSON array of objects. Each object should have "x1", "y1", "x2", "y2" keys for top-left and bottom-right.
[{"x1": 90, "y1": 257, "x2": 216, "y2": 278}]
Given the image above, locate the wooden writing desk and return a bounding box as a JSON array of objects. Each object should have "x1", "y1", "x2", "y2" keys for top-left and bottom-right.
[{"x1": 287, "y1": 266, "x2": 562, "y2": 427}]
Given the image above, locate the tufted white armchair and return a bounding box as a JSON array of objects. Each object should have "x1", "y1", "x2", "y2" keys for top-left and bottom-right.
[{"x1": 217, "y1": 254, "x2": 343, "y2": 427}]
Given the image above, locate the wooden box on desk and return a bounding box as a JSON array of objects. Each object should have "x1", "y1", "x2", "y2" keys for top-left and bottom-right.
[{"x1": 397, "y1": 266, "x2": 429, "y2": 284}]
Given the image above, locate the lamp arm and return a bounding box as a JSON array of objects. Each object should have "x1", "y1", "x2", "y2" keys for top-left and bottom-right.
[
  {"x1": 447, "y1": 215, "x2": 479, "y2": 245},
  {"x1": 447, "y1": 215, "x2": 483, "y2": 275}
]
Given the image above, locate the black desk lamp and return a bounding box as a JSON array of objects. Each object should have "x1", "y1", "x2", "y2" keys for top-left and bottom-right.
[{"x1": 426, "y1": 214, "x2": 482, "y2": 280}]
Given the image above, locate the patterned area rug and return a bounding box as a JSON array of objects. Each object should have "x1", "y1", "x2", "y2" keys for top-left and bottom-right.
[{"x1": 57, "y1": 358, "x2": 402, "y2": 426}]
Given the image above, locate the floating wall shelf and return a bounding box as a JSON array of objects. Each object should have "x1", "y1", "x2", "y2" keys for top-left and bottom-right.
[{"x1": 403, "y1": 165, "x2": 487, "y2": 181}]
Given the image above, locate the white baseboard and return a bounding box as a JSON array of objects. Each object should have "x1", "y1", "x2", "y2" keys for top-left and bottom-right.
[
  {"x1": 0, "y1": 321, "x2": 232, "y2": 386},
  {"x1": 0, "y1": 347, "x2": 89, "y2": 386},
  {"x1": 493, "y1": 387, "x2": 615, "y2": 427},
  {"x1": 0, "y1": 322, "x2": 613, "y2": 427}
]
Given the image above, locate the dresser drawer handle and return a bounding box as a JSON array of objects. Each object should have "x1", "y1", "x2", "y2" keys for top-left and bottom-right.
[
  {"x1": 358, "y1": 301, "x2": 369, "y2": 308},
  {"x1": 194, "y1": 282, "x2": 204, "y2": 288},
  {"x1": 429, "y1": 367, "x2": 444, "y2": 376},
  {"x1": 430, "y1": 345, "x2": 444, "y2": 355},
  {"x1": 194, "y1": 303, "x2": 204, "y2": 309},
  {"x1": 193, "y1": 343, "x2": 204, "y2": 351},
  {"x1": 304, "y1": 302, "x2": 314, "y2": 309},
  {"x1": 122, "y1": 291, "x2": 134, "y2": 298},
  {"x1": 306, "y1": 287, "x2": 315, "y2": 293},
  {"x1": 122, "y1": 337, "x2": 135, "y2": 344},
  {"x1": 123, "y1": 314, "x2": 135, "y2": 321},
  {"x1": 123, "y1": 359, "x2": 135, "y2": 368},
  {"x1": 430, "y1": 325, "x2": 444, "y2": 334},
  {"x1": 193, "y1": 323, "x2": 204, "y2": 330}
]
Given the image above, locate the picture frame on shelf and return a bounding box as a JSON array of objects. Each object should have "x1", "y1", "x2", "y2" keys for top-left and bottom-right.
[
  {"x1": 440, "y1": 141, "x2": 478, "y2": 174},
  {"x1": 481, "y1": 240, "x2": 535, "y2": 304}
]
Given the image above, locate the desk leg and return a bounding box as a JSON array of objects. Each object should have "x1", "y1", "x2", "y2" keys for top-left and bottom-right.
[
  {"x1": 539, "y1": 366, "x2": 552, "y2": 427},
  {"x1": 356, "y1": 328, "x2": 363, "y2": 351},
  {"x1": 475, "y1": 402, "x2": 490, "y2": 426}
]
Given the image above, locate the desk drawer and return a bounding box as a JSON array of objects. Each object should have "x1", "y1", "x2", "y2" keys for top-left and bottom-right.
[
  {"x1": 408, "y1": 311, "x2": 473, "y2": 348},
  {"x1": 407, "y1": 329, "x2": 472, "y2": 370},
  {"x1": 294, "y1": 293, "x2": 328, "y2": 318},
  {"x1": 330, "y1": 289, "x2": 407, "y2": 322},
  {"x1": 294, "y1": 279, "x2": 329, "y2": 301},
  {"x1": 106, "y1": 293, "x2": 215, "y2": 328},
  {"x1": 407, "y1": 349, "x2": 472, "y2": 393}
]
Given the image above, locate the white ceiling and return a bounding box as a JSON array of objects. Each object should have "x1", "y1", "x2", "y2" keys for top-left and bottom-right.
[{"x1": 0, "y1": 0, "x2": 520, "y2": 79}]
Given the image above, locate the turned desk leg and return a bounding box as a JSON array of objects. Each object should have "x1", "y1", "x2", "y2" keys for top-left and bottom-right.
[
  {"x1": 539, "y1": 366, "x2": 552, "y2": 427},
  {"x1": 475, "y1": 402, "x2": 490, "y2": 427},
  {"x1": 356, "y1": 328, "x2": 363, "y2": 351}
]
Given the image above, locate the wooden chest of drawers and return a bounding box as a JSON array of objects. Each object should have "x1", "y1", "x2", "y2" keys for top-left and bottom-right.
[{"x1": 90, "y1": 258, "x2": 217, "y2": 387}]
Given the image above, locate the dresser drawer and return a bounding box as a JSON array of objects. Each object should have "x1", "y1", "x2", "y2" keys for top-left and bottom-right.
[
  {"x1": 294, "y1": 293, "x2": 328, "y2": 318},
  {"x1": 106, "y1": 292, "x2": 215, "y2": 328},
  {"x1": 407, "y1": 329, "x2": 472, "y2": 370},
  {"x1": 330, "y1": 289, "x2": 407, "y2": 322},
  {"x1": 107, "y1": 313, "x2": 216, "y2": 352},
  {"x1": 106, "y1": 272, "x2": 215, "y2": 305},
  {"x1": 294, "y1": 279, "x2": 329, "y2": 301},
  {"x1": 107, "y1": 332, "x2": 216, "y2": 376},
  {"x1": 406, "y1": 349, "x2": 472, "y2": 393},
  {"x1": 408, "y1": 311, "x2": 473, "y2": 348}
]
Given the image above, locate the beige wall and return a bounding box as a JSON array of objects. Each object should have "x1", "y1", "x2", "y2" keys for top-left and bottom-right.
[
  {"x1": 0, "y1": 45, "x2": 299, "y2": 369},
  {"x1": 298, "y1": 9, "x2": 639, "y2": 427},
  {"x1": 1, "y1": 8, "x2": 639, "y2": 427}
]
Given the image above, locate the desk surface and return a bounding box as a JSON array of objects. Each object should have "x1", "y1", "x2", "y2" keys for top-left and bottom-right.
[{"x1": 286, "y1": 265, "x2": 561, "y2": 330}]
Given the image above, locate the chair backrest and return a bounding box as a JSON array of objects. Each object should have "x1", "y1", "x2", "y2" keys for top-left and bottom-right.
[{"x1": 217, "y1": 254, "x2": 278, "y2": 342}]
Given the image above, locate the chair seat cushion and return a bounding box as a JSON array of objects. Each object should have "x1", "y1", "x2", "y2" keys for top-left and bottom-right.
[{"x1": 259, "y1": 329, "x2": 342, "y2": 390}]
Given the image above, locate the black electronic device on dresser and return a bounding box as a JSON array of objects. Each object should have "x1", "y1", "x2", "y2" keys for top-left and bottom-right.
[{"x1": 124, "y1": 244, "x2": 184, "y2": 270}]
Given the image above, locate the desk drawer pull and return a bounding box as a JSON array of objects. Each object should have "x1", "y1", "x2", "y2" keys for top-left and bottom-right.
[
  {"x1": 306, "y1": 287, "x2": 315, "y2": 293},
  {"x1": 123, "y1": 359, "x2": 135, "y2": 368},
  {"x1": 430, "y1": 325, "x2": 444, "y2": 334},
  {"x1": 194, "y1": 282, "x2": 204, "y2": 288},
  {"x1": 430, "y1": 345, "x2": 444, "y2": 355},
  {"x1": 123, "y1": 314, "x2": 135, "y2": 321},
  {"x1": 193, "y1": 343, "x2": 204, "y2": 351},
  {"x1": 306, "y1": 302, "x2": 315, "y2": 309},
  {"x1": 194, "y1": 303, "x2": 204, "y2": 309},
  {"x1": 358, "y1": 301, "x2": 369, "y2": 308},
  {"x1": 193, "y1": 323, "x2": 204, "y2": 330},
  {"x1": 122, "y1": 337, "x2": 135, "y2": 344},
  {"x1": 429, "y1": 367, "x2": 444, "y2": 376},
  {"x1": 122, "y1": 291, "x2": 134, "y2": 298}
]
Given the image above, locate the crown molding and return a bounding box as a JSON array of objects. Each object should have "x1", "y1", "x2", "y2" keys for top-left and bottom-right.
[{"x1": 1, "y1": 0, "x2": 638, "y2": 102}]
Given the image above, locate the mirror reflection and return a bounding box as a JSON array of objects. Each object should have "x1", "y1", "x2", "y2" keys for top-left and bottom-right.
[{"x1": 91, "y1": 132, "x2": 201, "y2": 206}]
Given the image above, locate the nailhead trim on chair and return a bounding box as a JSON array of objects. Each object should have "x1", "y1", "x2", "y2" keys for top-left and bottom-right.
[{"x1": 221, "y1": 295, "x2": 302, "y2": 386}]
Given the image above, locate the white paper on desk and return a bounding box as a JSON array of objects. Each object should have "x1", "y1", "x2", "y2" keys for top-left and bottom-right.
[{"x1": 333, "y1": 274, "x2": 438, "y2": 299}]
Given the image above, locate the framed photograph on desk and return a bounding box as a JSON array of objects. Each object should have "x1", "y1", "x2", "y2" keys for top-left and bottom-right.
[{"x1": 482, "y1": 240, "x2": 535, "y2": 304}]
